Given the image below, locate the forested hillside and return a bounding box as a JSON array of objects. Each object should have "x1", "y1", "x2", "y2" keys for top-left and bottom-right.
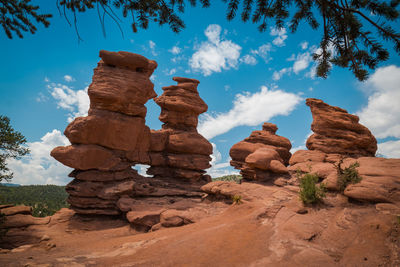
[{"x1": 0, "y1": 185, "x2": 68, "y2": 217}]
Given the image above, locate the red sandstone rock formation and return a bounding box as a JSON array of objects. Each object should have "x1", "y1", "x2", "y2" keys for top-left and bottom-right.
[
  {"x1": 230, "y1": 123, "x2": 291, "y2": 181},
  {"x1": 147, "y1": 77, "x2": 213, "y2": 183},
  {"x1": 51, "y1": 51, "x2": 157, "y2": 215},
  {"x1": 306, "y1": 98, "x2": 377, "y2": 157}
]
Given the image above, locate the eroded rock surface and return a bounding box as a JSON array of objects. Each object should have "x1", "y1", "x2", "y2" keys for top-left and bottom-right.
[
  {"x1": 306, "y1": 98, "x2": 377, "y2": 157},
  {"x1": 148, "y1": 77, "x2": 212, "y2": 183},
  {"x1": 230, "y1": 123, "x2": 291, "y2": 181},
  {"x1": 51, "y1": 50, "x2": 157, "y2": 215}
]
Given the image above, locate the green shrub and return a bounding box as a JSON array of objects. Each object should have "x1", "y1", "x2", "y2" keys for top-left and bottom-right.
[
  {"x1": 299, "y1": 173, "x2": 327, "y2": 204},
  {"x1": 232, "y1": 195, "x2": 242, "y2": 205},
  {"x1": 337, "y1": 162, "x2": 362, "y2": 192}
]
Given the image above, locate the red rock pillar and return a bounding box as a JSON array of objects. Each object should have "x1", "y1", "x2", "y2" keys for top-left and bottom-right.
[
  {"x1": 148, "y1": 77, "x2": 213, "y2": 183},
  {"x1": 51, "y1": 51, "x2": 157, "y2": 215}
]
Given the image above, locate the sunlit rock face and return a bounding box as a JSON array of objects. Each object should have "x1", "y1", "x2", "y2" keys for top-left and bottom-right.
[
  {"x1": 229, "y1": 122, "x2": 291, "y2": 181},
  {"x1": 147, "y1": 77, "x2": 212, "y2": 184},
  {"x1": 306, "y1": 98, "x2": 377, "y2": 157},
  {"x1": 51, "y1": 50, "x2": 157, "y2": 215},
  {"x1": 51, "y1": 51, "x2": 213, "y2": 218}
]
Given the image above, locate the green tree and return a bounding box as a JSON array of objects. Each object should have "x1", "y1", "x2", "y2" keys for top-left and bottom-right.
[
  {"x1": 0, "y1": 115, "x2": 29, "y2": 182},
  {"x1": 2, "y1": 1, "x2": 400, "y2": 81},
  {"x1": 0, "y1": 0, "x2": 51, "y2": 38}
]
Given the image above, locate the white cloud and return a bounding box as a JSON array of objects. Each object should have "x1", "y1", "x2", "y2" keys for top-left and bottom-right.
[
  {"x1": 189, "y1": 24, "x2": 242, "y2": 76},
  {"x1": 272, "y1": 67, "x2": 291, "y2": 81},
  {"x1": 251, "y1": 43, "x2": 272, "y2": 63},
  {"x1": 7, "y1": 130, "x2": 72, "y2": 185},
  {"x1": 36, "y1": 92, "x2": 48, "y2": 102},
  {"x1": 357, "y1": 65, "x2": 400, "y2": 139},
  {"x1": 293, "y1": 51, "x2": 313, "y2": 74},
  {"x1": 149, "y1": 40, "x2": 158, "y2": 56},
  {"x1": 300, "y1": 41, "x2": 308, "y2": 50},
  {"x1": 198, "y1": 85, "x2": 302, "y2": 139},
  {"x1": 8, "y1": 79, "x2": 91, "y2": 185},
  {"x1": 377, "y1": 140, "x2": 400, "y2": 158},
  {"x1": 240, "y1": 54, "x2": 258, "y2": 65},
  {"x1": 134, "y1": 164, "x2": 152, "y2": 177},
  {"x1": 164, "y1": 68, "x2": 177, "y2": 76},
  {"x1": 169, "y1": 46, "x2": 181, "y2": 55},
  {"x1": 270, "y1": 27, "x2": 288, "y2": 47},
  {"x1": 206, "y1": 143, "x2": 239, "y2": 178},
  {"x1": 49, "y1": 83, "x2": 90, "y2": 122},
  {"x1": 287, "y1": 54, "x2": 296, "y2": 61},
  {"x1": 290, "y1": 145, "x2": 306, "y2": 154},
  {"x1": 63, "y1": 75, "x2": 75, "y2": 82}
]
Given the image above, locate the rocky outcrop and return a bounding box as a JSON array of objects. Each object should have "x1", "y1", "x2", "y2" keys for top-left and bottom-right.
[
  {"x1": 51, "y1": 51, "x2": 157, "y2": 215},
  {"x1": 230, "y1": 123, "x2": 291, "y2": 181},
  {"x1": 343, "y1": 157, "x2": 400, "y2": 203},
  {"x1": 0, "y1": 205, "x2": 51, "y2": 249},
  {"x1": 306, "y1": 98, "x2": 377, "y2": 157},
  {"x1": 148, "y1": 77, "x2": 212, "y2": 183}
]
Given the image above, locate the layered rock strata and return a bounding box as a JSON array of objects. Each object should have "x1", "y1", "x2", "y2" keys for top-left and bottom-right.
[
  {"x1": 51, "y1": 50, "x2": 157, "y2": 215},
  {"x1": 306, "y1": 98, "x2": 377, "y2": 157},
  {"x1": 147, "y1": 77, "x2": 213, "y2": 183},
  {"x1": 230, "y1": 123, "x2": 291, "y2": 181}
]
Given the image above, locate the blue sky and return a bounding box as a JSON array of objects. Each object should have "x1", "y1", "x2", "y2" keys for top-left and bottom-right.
[{"x1": 1, "y1": 1, "x2": 400, "y2": 185}]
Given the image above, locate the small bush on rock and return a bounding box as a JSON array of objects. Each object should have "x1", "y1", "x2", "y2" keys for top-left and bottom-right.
[
  {"x1": 337, "y1": 162, "x2": 362, "y2": 192},
  {"x1": 299, "y1": 173, "x2": 327, "y2": 204},
  {"x1": 232, "y1": 195, "x2": 242, "y2": 205}
]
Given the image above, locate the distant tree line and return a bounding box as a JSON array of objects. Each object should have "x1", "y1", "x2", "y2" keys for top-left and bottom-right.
[{"x1": 0, "y1": 185, "x2": 69, "y2": 217}]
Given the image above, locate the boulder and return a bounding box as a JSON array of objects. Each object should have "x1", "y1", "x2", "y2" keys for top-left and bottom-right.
[
  {"x1": 306, "y1": 98, "x2": 377, "y2": 157},
  {"x1": 344, "y1": 157, "x2": 400, "y2": 203},
  {"x1": 230, "y1": 123, "x2": 291, "y2": 181}
]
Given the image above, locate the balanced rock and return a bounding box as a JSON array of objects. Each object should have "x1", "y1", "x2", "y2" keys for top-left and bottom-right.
[
  {"x1": 306, "y1": 98, "x2": 377, "y2": 157},
  {"x1": 148, "y1": 77, "x2": 212, "y2": 183},
  {"x1": 51, "y1": 50, "x2": 157, "y2": 215},
  {"x1": 230, "y1": 123, "x2": 291, "y2": 181}
]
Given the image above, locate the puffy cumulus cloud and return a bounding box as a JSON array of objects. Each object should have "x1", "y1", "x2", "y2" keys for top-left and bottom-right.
[
  {"x1": 357, "y1": 65, "x2": 400, "y2": 139},
  {"x1": 377, "y1": 140, "x2": 400, "y2": 158},
  {"x1": 7, "y1": 130, "x2": 72, "y2": 185},
  {"x1": 198, "y1": 85, "x2": 302, "y2": 139},
  {"x1": 149, "y1": 40, "x2": 158, "y2": 56},
  {"x1": 63, "y1": 75, "x2": 75, "y2": 82},
  {"x1": 292, "y1": 51, "x2": 313, "y2": 74},
  {"x1": 240, "y1": 54, "x2": 258, "y2": 65},
  {"x1": 300, "y1": 41, "x2": 309, "y2": 50},
  {"x1": 251, "y1": 43, "x2": 272, "y2": 63},
  {"x1": 49, "y1": 83, "x2": 89, "y2": 122},
  {"x1": 189, "y1": 24, "x2": 242, "y2": 76},
  {"x1": 9, "y1": 79, "x2": 91, "y2": 185},
  {"x1": 206, "y1": 143, "x2": 239, "y2": 178},
  {"x1": 272, "y1": 67, "x2": 291, "y2": 81},
  {"x1": 169, "y1": 45, "x2": 181, "y2": 55},
  {"x1": 270, "y1": 27, "x2": 288, "y2": 46},
  {"x1": 164, "y1": 68, "x2": 177, "y2": 76}
]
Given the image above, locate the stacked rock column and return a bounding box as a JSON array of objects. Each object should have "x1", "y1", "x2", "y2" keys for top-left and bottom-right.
[
  {"x1": 147, "y1": 77, "x2": 213, "y2": 184},
  {"x1": 230, "y1": 123, "x2": 292, "y2": 181},
  {"x1": 51, "y1": 50, "x2": 157, "y2": 215}
]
